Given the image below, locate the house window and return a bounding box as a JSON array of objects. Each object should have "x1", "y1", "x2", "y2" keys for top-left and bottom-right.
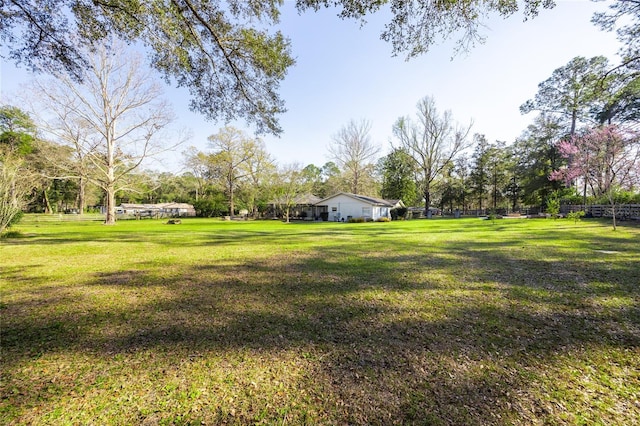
[
  {"x1": 332, "y1": 207, "x2": 337, "y2": 212},
  {"x1": 362, "y1": 207, "x2": 372, "y2": 217}
]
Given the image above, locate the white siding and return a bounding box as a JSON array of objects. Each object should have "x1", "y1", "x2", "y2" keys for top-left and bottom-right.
[
  {"x1": 325, "y1": 194, "x2": 363, "y2": 221},
  {"x1": 322, "y1": 194, "x2": 390, "y2": 221},
  {"x1": 375, "y1": 207, "x2": 390, "y2": 220}
]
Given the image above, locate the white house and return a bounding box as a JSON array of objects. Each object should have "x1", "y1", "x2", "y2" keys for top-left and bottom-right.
[
  {"x1": 156, "y1": 202, "x2": 196, "y2": 217},
  {"x1": 315, "y1": 193, "x2": 395, "y2": 221},
  {"x1": 115, "y1": 202, "x2": 195, "y2": 218}
]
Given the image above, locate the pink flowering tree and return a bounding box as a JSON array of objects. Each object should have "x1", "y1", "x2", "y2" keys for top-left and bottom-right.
[{"x1": 550, "y1": 125, "x2": 639, "y2": 229}]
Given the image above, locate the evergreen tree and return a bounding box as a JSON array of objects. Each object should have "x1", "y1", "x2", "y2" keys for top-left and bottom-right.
[
  {"x1": 512, "y1": 115, "x2": 566, "y2": 210},
  {"x1": 379, "y1": 148, "x2": 418, "y2": 205},
  {"x1": 469, "y1": 134, "x2": 490, "y2": 212}
]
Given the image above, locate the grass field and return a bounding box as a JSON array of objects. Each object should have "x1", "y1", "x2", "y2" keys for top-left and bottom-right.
[{"x1": 1, "y1": 216, "x2": 639, "y2": 425}]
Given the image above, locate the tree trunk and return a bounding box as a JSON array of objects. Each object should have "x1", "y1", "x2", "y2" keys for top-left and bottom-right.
[
  {"x1": 77, "y1": 176, "x2": 86, "y2": 215},
  {"x1": 43, "y1": 188, "x2": 52, "y2": 213},
  {"x1": 423, "y1": 187, "x2": 431, "y2": 217},
  {"x1": 511, "y1": 178, "x2": 517, "y2": 212},
  {"x1": 353, "y1": 170, "x2": 360, "y2": 195},
  {"x1": 104, "y1": 182, "x2": 116, "y2": 225},
  {"x1": 582, "y1": 176, "x2": 587, "y2": 210},
  {"x1": 611, "y1": 199, "x2": 617, "y2": 231},
  {"x1": 228, "y1": 171, "x2": 235, "y2": 218}
]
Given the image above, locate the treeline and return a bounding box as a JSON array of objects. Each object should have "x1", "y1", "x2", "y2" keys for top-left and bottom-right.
[
  {"x1": 2, "y1": 0, "x2": 639, "y2": 231},
  {"x1": 2, "y1": 53, "x2": 639, "y2": 224}
]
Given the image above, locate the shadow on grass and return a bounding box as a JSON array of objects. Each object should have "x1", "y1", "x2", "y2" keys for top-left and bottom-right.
[{"x1": 2, "y1": 224, "x2": 639, "y2": 424}]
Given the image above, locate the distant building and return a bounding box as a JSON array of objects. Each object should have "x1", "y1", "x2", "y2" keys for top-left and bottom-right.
[{"x1": 115, "y1": 202, "x2": 196, "y2": 218}]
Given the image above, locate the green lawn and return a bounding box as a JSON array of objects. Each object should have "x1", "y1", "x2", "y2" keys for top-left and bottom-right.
[{"x1": 2, "y1": 216, "x2": 639, "y2": 425}]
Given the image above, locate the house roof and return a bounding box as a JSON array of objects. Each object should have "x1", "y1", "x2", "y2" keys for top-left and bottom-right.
[
  {"x1": 120, "y1": 203, "x2": 157, "y2": 209},
  {"x1": 119, "y1": 203, "x2": 194, "y2": 210},
  {"x1": 315, "y1": 192, "x2": 395, "y2": 207},
  {"x1": 294, "y1": 194, "x2": 323, "y2": 205},
  {"x1": 270, "y1": 193, "x2": 322, "y2": 205},
  {"x1": 386, "y1": 199, "x2": 406, "y2": 208},
  {"x1": 156, "y1": 202, "x2": 195, "y2": 209}
]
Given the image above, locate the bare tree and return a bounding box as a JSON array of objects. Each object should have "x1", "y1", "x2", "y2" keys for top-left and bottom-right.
[
  {"x1": 240, "y1": 140, "x2": 276, "y2": 218},
  {"x1": 207, "y1": 126, "x2": 259, "y2": 217},
  {"x1": 28, "y1": 106, "x2": 95, "y2": 214},
  {"x1": 31, "y1": 41, "x2": 181, "y2": 224},
  {"x1": 182, "y1": 146, "x2": 212, "y2": 202},
  {"x1": 328, "y1": 119, "x2": 380, "y2": 195},
  {"x1": 272, "y1": 163, "x2": 310, "y2": 223},
  {"x1": 393, "y1": 96, "x2": 472, "y2": 214}
]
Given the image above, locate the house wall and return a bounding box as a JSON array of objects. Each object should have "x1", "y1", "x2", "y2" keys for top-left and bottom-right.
[
  {"x1": 116, "y1": 204, "x2": 196, "y2": 218},
  {"x1": 374, "y1": 206, "x2": 390, "y2": 220},
  {"x1": 323, "y1": 194, "x2": 390, "y2": 221}
]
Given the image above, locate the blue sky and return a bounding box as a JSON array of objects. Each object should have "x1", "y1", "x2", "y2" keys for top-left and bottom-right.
[{"x1": 0, "y1": 0, "x2": 622, "y2": 173}]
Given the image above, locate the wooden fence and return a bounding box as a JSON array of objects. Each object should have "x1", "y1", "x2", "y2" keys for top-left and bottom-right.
[
  {"x1": 562, "y1": 204, "x2": 640, "y2": 219},
  {"x1": 22, "y1": 213, "x2": 105, "y2": 223}
]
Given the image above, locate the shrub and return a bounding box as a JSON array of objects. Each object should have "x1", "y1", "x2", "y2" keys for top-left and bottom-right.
[
  {"x1": 376, "y1": 217, "x2": 391, "y2": 222},
  {"x1": 597, "y1": 190, "x2": 640, "y2": 205},
  {"x1": 9, "y1": 210, "x2": 24, "y2": 227},
  {"x1": 546, "y1": 193, "x2": 561, "y2": 218},
  {"x1": 487, "y1": 212, "x2": 502, "y2": 223},
  {"x1": 0, "y1": 209, "x2": 23, "y2": 234},
  {"x1": 193, "y1": 197, "x2": 226, "y2": 217},
  {"x1": 0, "y1": 230, "x2": 23, "y2": 239},
  {"x1": 348, "y1": 217, "x2": 366, "y2": 223},
  {"x1": 567, "y1": 210, "x2": 585, "y2": 224},
  {"x1": 391, "y1": 207, "x2": 408, "y2": 220}
]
